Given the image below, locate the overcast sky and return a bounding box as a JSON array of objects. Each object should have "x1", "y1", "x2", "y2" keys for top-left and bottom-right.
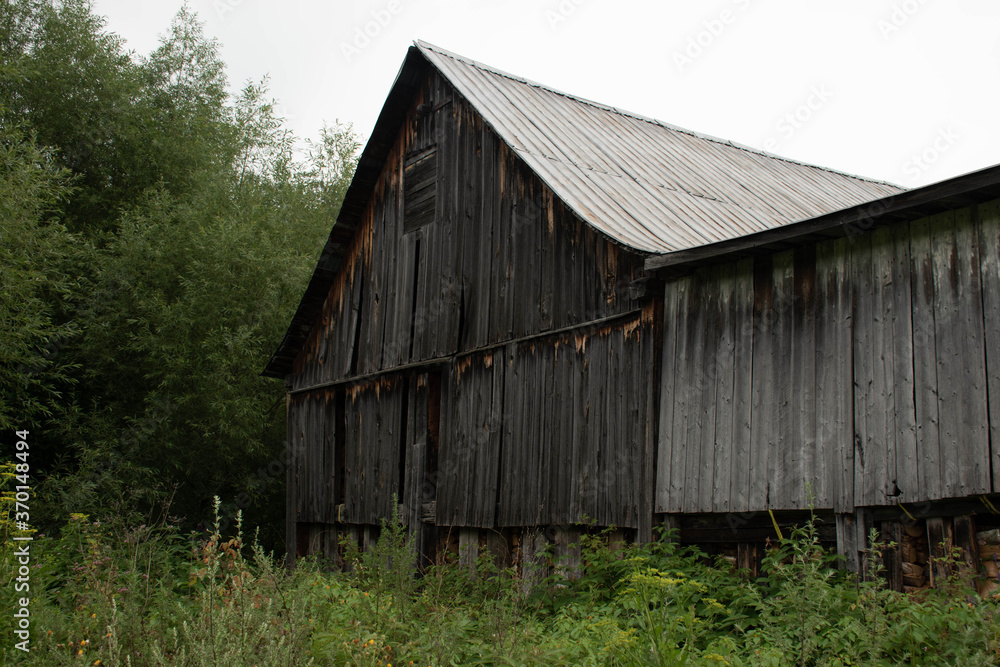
[{"x1": 92, "y1": 0, "x2": 1000, "y2": 189}]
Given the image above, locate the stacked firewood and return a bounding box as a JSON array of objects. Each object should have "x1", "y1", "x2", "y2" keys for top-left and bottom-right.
[{"x1": 901, "y1": 523, "x2": 932, "y2": 593}]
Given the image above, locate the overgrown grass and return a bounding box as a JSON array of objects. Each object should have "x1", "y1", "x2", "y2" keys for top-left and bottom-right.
[{"x1": 3, "y1": 490, "x2": 1000, "y2": 665}]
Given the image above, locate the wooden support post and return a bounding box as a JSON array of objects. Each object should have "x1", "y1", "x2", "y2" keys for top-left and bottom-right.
[
  {"x1": 926, "y1": 517, "x2": 954, "y2": 587},
  {"x1": 321, "y1": 525, "x2": 339, "y2": 567},
  {"x1": 363, "y1": 525, "x2": 379, "y2": 553},
  {"x1": 836, "y1": 514, "x2": 858, "y2": 572},
  {"x1": 953, "y1": 515, "x2": 980, "y2": 583},
  {"x1": 520, "y1": 528, "x2": 548, "y2": 594},
  {"x1": 836, "y1": 510, "x2": 871, "y2": 573},
  {"x1": 661, "y1": 514, "x2": 681, "y2": 543},
  {"x1": 737, "y1": 542, "x2": 761, "y2": 578},
  {"x1": 459, "y1": 528, "x2": 479, "y2": 572},
  {"x1": 880, "y1": 522, "x2": 904, "y2": 592},
  {"x1": 552, "y1": 526, "x2": 581, "y2": 582},
  {"x1": 484, "y1": 529, "x2": 510, "y2": 569}
]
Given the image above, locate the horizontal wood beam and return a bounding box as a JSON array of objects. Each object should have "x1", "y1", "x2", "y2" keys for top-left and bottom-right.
[{"x1": 289, "y1": 307, "x2": 645, "y2": 396}]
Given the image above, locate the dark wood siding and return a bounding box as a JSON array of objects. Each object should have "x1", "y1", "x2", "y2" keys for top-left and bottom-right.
[
  {"x1": 287, "y1": 390, "x2": 337, "y2": 524},
  {"x1": 341, "y1": 378, "x2": 407, "y2": 525},
  {"x1": 497, "y1": 307, "x2": 657, "y2": 529},
  {"x1": 287, "y1": 71, "x2": 645, "y2": 393},
  {"x1": 657, "y1": 199, "x2": 1000, "y2": 513},
  {"x1": 436, "y1": 352, "x2": 504, "y2": 527}
]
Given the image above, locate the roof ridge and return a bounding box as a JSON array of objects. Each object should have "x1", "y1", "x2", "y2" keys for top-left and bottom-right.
[{"x1": 414, "y1": 40, "x2": 903, "y2": 191}]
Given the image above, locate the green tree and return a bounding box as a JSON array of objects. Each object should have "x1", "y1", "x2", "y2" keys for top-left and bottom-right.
[
  {"x1": 0, "y1": 123, "x2": 82, "y2": 433},
  {"x1": 1, "y1": 1, "x2": 359, "y2": 549}
]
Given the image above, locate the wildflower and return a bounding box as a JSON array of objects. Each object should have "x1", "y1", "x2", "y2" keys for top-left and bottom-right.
[
  {"x1": 91, "y1": 613, "x2": 96, "y2": 618},
  {"x1": 78, "y1": 650, "x2": 84, "y2": 655}
]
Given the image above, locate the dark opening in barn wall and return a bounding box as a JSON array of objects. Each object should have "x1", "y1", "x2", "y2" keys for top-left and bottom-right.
[{"x1": 403, "y1": 146, "x2": 437, "y2": 234}]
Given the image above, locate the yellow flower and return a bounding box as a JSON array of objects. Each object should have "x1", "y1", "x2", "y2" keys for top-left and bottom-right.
[
  {"x1": 78, "y1": 650, "x2": 84, "y2": 655},
  {"x1": 91, "y1": 613, "x2": 96, "y2": 618}
]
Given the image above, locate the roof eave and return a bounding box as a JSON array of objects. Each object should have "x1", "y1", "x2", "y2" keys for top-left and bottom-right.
[{"x1": 644, "y1": 163, "x2": 1000, "y2": 275}]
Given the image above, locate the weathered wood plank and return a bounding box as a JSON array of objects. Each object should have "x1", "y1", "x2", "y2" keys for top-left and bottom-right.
[
  {"x1": 870, "y1": 226, "x2": 894, "y2": 506},
  {"x1": 750, "y1": 255, "x2": 775, "y2": 510},
  {"x1": 909, "y1": 215, "x2": 942, "y2": 502},
  {"x1": 713, "y1": 263, "x2": 737, "y2": 514},
  {"x1": 730, "y1": 259, "x2": 755, "y2": 513},
  {"x1": 402, "y1": 375, "x2": 429, "y2": 563},
  {"x1": 695, "y1": 267, "x2": 717, "y2": 514},
  {"x1": 656, "y1": 278, "x2": 680, "y2": 513},
  {"x1": 978, "y1": 199, "x2": 1000, "y2": 492},
  {"x1": 815, "y1": 239, "x2": 849, "y2": 511},
  {"x1": 792, "y1": 245, "x2": 817, "y2": 507},
  {"x1": 670, "y1": 276, "x2": 697, "y2": 512},
  {"x1": 932, "y1": 207, "x2": 989, "y2": 498},
  {"x1": 890, "y1": 225, "x2": 918, "y2": 505},
  {"x1": 771, "y1": 250, "x2": 794, "y2": 509},
  {"x1": 852, "y1": 232, "x2": 877, "y2": 508}
]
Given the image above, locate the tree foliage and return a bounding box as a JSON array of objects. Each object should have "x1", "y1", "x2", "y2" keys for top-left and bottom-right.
[{"x1": 0, "y1": 0, "x2": 359, "y2": 546}]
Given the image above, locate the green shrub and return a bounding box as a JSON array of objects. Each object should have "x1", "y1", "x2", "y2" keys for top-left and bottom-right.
[{"x1": 5, "y1": 501, "x2": 1000, "y2": 666}]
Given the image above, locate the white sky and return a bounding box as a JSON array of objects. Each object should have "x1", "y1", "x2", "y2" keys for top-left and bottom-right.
[{"x1": 93, "y1": 0, "x2": 1000, "y2": 189}]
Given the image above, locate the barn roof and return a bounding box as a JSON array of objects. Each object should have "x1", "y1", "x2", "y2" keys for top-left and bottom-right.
[
  {"x1": 264, "y1": 42, "x2": 902, "y2": 378},
  {"x1": 417, "y1": 41, "x2": 901, "y2": 254}
]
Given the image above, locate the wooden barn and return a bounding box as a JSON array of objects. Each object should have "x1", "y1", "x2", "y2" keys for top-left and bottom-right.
[{"x1": 265, "y1": 41, "x2": 1000, "y2": 590}]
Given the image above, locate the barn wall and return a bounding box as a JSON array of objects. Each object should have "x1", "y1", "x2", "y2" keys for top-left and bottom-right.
[
  {"x1": 287, "y1": 70, "x2": 646, "y2": 393},
  {"x1": 285, "y1": 68, "x2": 657, "y2": 555},
  {"x1": 435, "y1": 306, "x2": 658, "y2": 531},
  {"x1": 657, "y1": 199, "x2": 1000, "y2": 514},
  {"x1": 287, "y1": 389, "x2": 337, "y2": 524}
]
